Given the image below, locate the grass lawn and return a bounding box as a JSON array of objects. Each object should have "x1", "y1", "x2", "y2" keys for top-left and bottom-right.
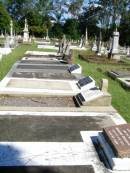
[
  {"x1": 73, "y1": 50, "x2": 130, "y2": 122},
  {"x1": 0, "y1": 43, "x2": 57, "y2": 80},
  {"x1": 0, "y1": 43, "x2": 36, "y2": 80}
]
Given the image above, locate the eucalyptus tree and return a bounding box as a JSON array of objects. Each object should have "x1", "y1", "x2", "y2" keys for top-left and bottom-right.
[
  {"x1": 78, "y1": 3, "x2": 100, "y2": 38},
  {"x1": 0, "y1": 2, "x2": 11, "y2": 33},
  {"x1": 97, "y1": 0, "x2": 130, "y2": 30},
  {"x1": 3, "y1": 0, "x2": 34, "y2": 21},
  {"x1": 68, "y1": 0, "x2": 84, "y2": 18}
]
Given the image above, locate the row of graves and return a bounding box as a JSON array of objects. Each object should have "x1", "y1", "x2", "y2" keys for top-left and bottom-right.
[
  {"x1": 37, "y1": 28, "x2": 89, "y2": 51},
  {"x1": 0, "y1": 41, "x2": 129, "y2": 173},
  {"x1": 0, "y1": 19, "x2": 31, "y2": 60},
  {"x1": 92, "y1": 31, "x2": 130, "y2": 60}
]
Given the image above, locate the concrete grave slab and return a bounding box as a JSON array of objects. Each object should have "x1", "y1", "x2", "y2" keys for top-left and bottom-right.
[
  {"x1": 0, "y1": 116, "x2": 115, "y2": 141},
  {"x1": 12, "y1": 71, "x2": 77, "y2": 80},
  {"x1": 24, "y1": 54, "x2": 61, "y2": 59},
  {"x1": 0, "y1": 141, "x2": 102, "y2": 172},
  {"x1": 20, "y1": 60, "x2": 62, "y2": 65},
  {"x1": 117, "y1": 77, "x2": 130, "y2": 89},
  {"x1": 17, "y1": 64, "x2": 68, "y2": 70},
  {"x1": 0, "y1": 78, "x2": 79, "y2": 96},
  {"x1": 7, "y1": 79, "x2": 72, "y2": 90},
  {"x1": 38, "y1": 45, "x2": 58, "y2": 50},
  {"x1": 108, "y1": 70, "x2": 130, "y2": 79},
  {"x1": 0, "y1": 96, "x2": 76, "y2": 107},
  {"x1": 25, "y1": 51, "x2": 58, "y2": 56}
]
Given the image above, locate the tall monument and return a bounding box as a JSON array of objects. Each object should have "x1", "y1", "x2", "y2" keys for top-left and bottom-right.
[
  {"x1": 10, "y1": 20, "x2": 13, "y2": 38},
  {"x1": 9, "y1": 20, "x2": 15, "y2": 47},
  {"x1": 85, "y1": 27, "x2": 88, "y2": 46},
  {"x1": 23, "y1": 18, "x2": 29, "y2": 42}
]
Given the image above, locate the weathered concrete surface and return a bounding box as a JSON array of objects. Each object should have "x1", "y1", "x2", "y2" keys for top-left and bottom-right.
[
  {"x1": 7, "y1": 79, "x2": 73, "y2": 90},
  {"x1": 17, "y1": 64, "x2": 68, "y2": 70},
  {"x1": 12, "y1": 71, "x2": 76, "y2": 80},
  {"x1": 0, "y1": 116, "x2": 115, "y2": 141},
  {"x1": 0, "y1": 96, "x2": 76, "y2": 107}
]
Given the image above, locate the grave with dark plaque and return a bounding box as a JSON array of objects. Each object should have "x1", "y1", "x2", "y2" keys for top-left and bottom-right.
[
  {"x1": 108, "y1": 70, "x2": 130, "y2": 79},
  {"x1": 103, "y1": 124, "x2": 130, "y2": 158},
  {"x1": 97, "y1": 123, "x2": 130, "y2": 171},
  {"x1": 68, "y1": 64, "x2": 80, "y2": 73},
  {"x1": 77, "y1": 76, "x2": 95, "y2": 90}
]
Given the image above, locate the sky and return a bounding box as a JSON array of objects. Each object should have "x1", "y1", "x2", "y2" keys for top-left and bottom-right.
[{"x1": 83, "y1": 0, "x2": 89, "y2": 7}]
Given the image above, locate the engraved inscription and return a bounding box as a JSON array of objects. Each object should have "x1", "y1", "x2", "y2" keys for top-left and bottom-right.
[{"x1": 103, "y1": 124, "x2": 130, "y2": 158}]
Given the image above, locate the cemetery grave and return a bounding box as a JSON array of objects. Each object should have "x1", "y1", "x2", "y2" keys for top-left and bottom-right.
[
  {"x1": 0, "y1": 46, "x2": 128, "y2": 173},
  {"x1": 12, "y1": 71, "x2": 77, "y2": 80},
  {"x1": 0, "y1": 115, "x2": 115, "y2": 142},
  {"x1": 77, "y1": 76, "x2": 96, "y2": 90},
  {"x1": 79, "y1": 54, "x2": 127, "y2": 65},
  {"x1": 0, "y1": 95, "x2": 76, "y2": 107},
  {"x1": 1, "y1": 1, "x2": 130, "y2": 172},
  {"x1": 96, "y1": 124, "x2": 130, "y2": 171},
  {"x1": 117, "y1": 77, "x2": 130, "y2": 89},
  {"x1": 108, "y1": 70, "x2": 130, "y2": 79},
  {"x1": 74, "y1": 90, "x2": 111, "y2": 107}
]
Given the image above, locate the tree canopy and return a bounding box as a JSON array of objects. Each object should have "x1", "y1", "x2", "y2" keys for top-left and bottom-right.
[
  {"x1": 0, "y1": 2, "x2": 11, "y2": 33},
  {"x1": 0, "y1": 0, "x2": 130, "y2": 44}
]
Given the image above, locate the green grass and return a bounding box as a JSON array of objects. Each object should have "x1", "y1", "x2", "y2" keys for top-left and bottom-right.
[
  {"x1": 0, "y1": 43, "x2": 57, "y2": 80},
  {"x1": 0, "y1": 44, "x2": 35, "y2": 80},
  {"x1": 73, "y1": 50, "x2": 130, "y2": 122}
]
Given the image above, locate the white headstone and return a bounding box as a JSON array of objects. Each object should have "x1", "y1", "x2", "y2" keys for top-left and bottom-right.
[
  {"x1": 127, "y1": 47, "x2": 130, "y2": 56},
  {"x1": 100, "y1": 43, "x2": 105, "y2": 55},
  {"x1": 92, "y1": 39, "x2": 97, "y2": 51},
  {"x1": 79, "y1": 35, "x2": 84, "y2": 48},
  {"x1": 23, "y1": 18, "x2": 29, "y2": 42},
  {"x1": 10, "y1": 20, "x2": 13, "y2": 38},
  {"x1": 46, "y1": 29, "x2": 50, "y2": 41},
  {"x1": 85, "y1": 27, "x2": 88, "y2": 46},
  {"x1": 111, "y1": 31, "x2": 119, "y2": 54},
  {"x1": 0, "y1": 32, "x2": 4, "y2": 38}
]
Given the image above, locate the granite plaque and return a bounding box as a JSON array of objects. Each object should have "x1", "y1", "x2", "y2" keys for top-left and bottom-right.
[{"x1": 103, "y1": 124, "x2": 130, "y2": 158}]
